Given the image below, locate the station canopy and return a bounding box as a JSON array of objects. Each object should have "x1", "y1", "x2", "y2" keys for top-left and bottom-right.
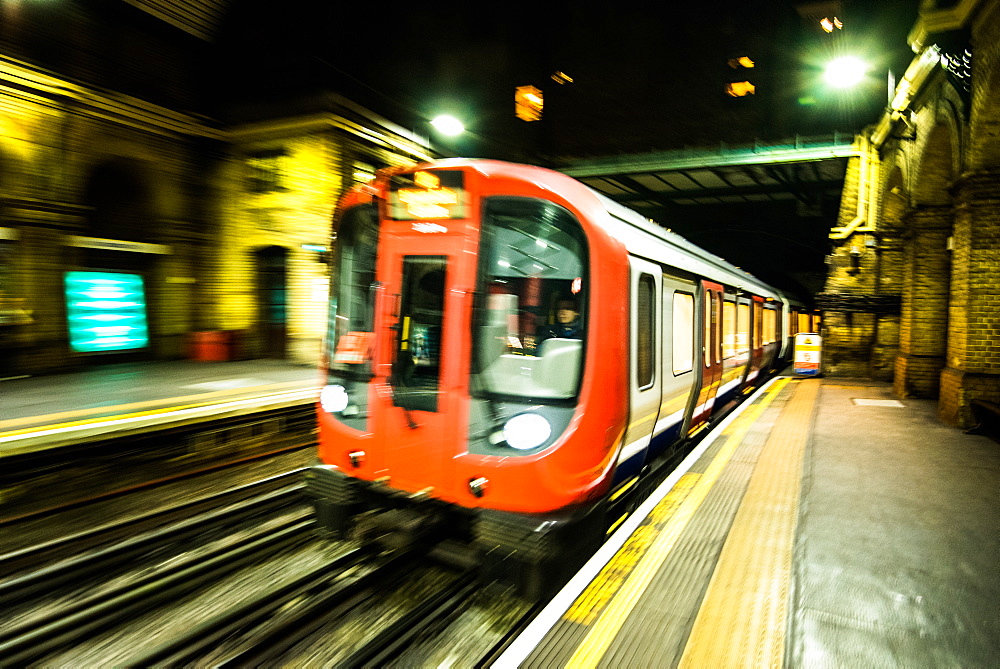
[{"x1": 557, "y1": 134, "x2": 856, "y2": 216}]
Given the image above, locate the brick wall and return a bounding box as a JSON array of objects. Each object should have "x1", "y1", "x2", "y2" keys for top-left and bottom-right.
[
  {"x1": 936, "y1": 1, "x2": 1000, "y2": 427},
  {"x1": 893, "y1": 205, "x2": 952, "y2": 398},
  {"x1": 939, "y1": 171, "x2": 1000, "y2": 426},
  {"x1": 218, "y1": 122, "x2": 421, "y2": 366},
  {"x1": 0, "y1": 65, "x2": 223, "y2": 376}
]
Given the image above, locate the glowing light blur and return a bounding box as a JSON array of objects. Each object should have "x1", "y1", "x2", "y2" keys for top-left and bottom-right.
[
  {"x1": 515, "y1": 85, "x2": 543, "y2": 122},
  {"x1": 726, "y1": 81, "x2": 756, "y2": 97},
  {"x1": 431, "y1": 115, "x2": 464, "y2": 136},
  {"x1": 321, "y1": 384, "x2": 350, "y2": 413},
  {"x1": 824, "y1": 56, "x2": 868, "y2": 88},
  {"x1": 820, "y1": 17, "x2": 843, "y2": 33}
]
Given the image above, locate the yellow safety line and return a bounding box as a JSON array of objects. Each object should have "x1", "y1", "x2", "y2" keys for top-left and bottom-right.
[
  {"x1": 608, "y1": 477, "x2": 639, "y2": 503},
  {"x1": 0, "y1": 381, "x2": 318, "y2": 437},
  {"x1": 566, "y1": 472, "x2": 700, "y2": 626},
  {"x1": 565, "y1": 377, "x2": 790, "y2": 668},
  {"x1": 678, "y1": 378, "x2": 818, "y2": 669}
]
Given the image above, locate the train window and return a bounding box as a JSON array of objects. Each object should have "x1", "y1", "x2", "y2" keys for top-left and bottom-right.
[
  {"x1": 328, "y1": 204, "x2": 379, "y2": 379},
  {"x1": 473, "y1": 197, "x2": 588, "y2": 401},
  {"x1": 673, "y1": 291, "x2": 694, "y2": 375},
  {"x1": 764, "y1": 307, "x2": 777, "y2": 345},
  {"x1": 798, "y1": 312, "x2": 810, "y2": 333},
  {"x1": 637, "y1": 274, "x2": 655, "y2": 387},
  {"x1": 723, "y1": 300, "x2": 736, "y2": 359},
  {"x1": 391, "y1": 256, "x2": 447, "y2": 412},
  {"x1": 737, "y1": 303, "x2": 750, "y2": 355}
]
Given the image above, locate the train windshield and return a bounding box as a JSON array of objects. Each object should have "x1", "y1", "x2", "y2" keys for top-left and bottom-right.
[
  {"x1": 327, "y1": 203, "x2": 379, "y2": 381},
  {"x1": 473, "y1": 197, "x2": 588, "y2": 401}
]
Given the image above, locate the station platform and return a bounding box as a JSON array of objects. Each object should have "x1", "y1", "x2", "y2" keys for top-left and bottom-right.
[
  {"x1": 497, "y1": 376, "x2": 999, "y2": 668},
  {"x1": 0, "y1": 360, "x2": 321, "y2": 453}
]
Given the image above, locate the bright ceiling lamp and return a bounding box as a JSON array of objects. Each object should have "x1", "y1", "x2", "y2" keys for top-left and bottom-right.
[
  {"x1": 824, "y1": 56, "x2": 868, "y2": 89},
  {"x1": 431, "y1": 115, "x2": 465, "y2": 136}
]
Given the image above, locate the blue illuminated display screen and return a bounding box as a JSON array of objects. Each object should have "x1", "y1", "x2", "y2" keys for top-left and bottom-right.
[{"x1": 65, "y1": 271, "x2": 150, "y2": 353}]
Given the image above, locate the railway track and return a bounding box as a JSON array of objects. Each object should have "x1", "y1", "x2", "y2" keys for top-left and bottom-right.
[
  {"x1": 0, "y1": 475, "x2": 314, "y2": 665},
  {"x1": 0, "y1": 472, "x2": 540, "y2": 667},
  {"x1": 0, "y1": 403, "x2": 316, "y2": 524},
  {"x1": 0, "y1": 469, "x2": 306, "y2": 579}
]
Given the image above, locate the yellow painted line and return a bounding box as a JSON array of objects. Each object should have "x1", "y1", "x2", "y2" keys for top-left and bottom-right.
[
  {"x1": 608, "y1": 477, "x2": 639, "y2": 503},
  {"x1": 678, "y1": 378, "x2": 818, "y2": 669},
  {"x1": 0, "y1": 381, "x2": 318, "y2": 438},
  {"x1": 605, "y1": 513, "x2": 629, "y2": 537},
  {"x1": 565, "y1": 377, "x2": 790, "y2": 667},
  {"x1": 566, "y1": 472, "x2": 700, "y2": 626}
]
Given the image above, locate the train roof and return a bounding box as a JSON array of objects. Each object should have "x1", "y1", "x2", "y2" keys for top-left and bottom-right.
[
  {"x1": 382, "y1": 158, "x2": 792, "y2": 302},
  {"x1": 591, "y1": 191, "x2": 785, "y2": 300}
]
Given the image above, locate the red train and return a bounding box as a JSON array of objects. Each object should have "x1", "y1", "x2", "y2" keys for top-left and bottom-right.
[{"x1": 308, "y1": 159, "x2": 816, "y2": 595}]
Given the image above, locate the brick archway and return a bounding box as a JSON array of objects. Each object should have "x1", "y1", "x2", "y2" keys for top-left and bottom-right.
[
  {"x1": 939, "y1": 3, "x2": 1000, "y2": 426},
  {"x1": 894, "y1": 123, "x2": 956, "y2": 399},
  {"x1": 869, "y1": 166, "x2": 907, "y2": 380}
]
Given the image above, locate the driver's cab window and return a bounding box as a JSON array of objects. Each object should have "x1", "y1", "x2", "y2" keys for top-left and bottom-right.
[{"x1": 474, "y1": 197, "x2": 588, "y2": 400}]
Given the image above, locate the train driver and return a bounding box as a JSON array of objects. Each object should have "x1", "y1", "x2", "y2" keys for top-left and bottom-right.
[{"x1": 540, "y1": 297, "x2": 581, "y2": 341}]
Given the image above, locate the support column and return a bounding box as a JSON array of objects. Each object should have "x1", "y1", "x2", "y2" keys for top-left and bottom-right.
[
  {"x1": 893, "y1": 206, "x2": 952, "y2": 398},
  {"x1": 939, "y1": 171, "x2": 1000, "y2": 427}
]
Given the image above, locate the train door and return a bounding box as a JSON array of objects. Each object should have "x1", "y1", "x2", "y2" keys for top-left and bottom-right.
[
  {"x1": 372, "y1": 236, "x2": 467, "y2": 491},
  {"x1": 762, "y1": 300, "x2": 780, "y2": 372},
  {"x1": 744, "y1": 295, "x2": 765, "y2": 389},
  {"x1": 615, "y1": 258, "x2": 661, "y2": 486},
  {"x1": 778, "y1": 298, "x2": 793, "y2": 362},
  {"x1": 658, "y1": 275, "x2": 699, "y2": 448},
  {"x1": 687, "y1": 281, "x2": 723, "y2": 434}
]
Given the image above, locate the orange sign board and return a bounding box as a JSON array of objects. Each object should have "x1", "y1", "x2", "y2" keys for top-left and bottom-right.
[{"x1": 334, "y1": 331, "x2": 374, "y2": 364}]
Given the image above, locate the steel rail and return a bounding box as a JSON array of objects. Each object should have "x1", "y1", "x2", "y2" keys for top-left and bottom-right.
[
  {"x1": 0, "y1": 518, "x2": 314, "y2": 666},
  {"x1": 0, "y1": 481, "x2": 306, "y2": 605},
  {"x1": 337, "y1": 569, "x2": 479, "y2": 668},
  {"x1": 0, "y1": 468, "x2": 305, "y2": 578},
  {"x1": 0, "y1": 437, "x2": 315, "y2": 526},
  {"x1": 123, "y1": 544, "x2": 389, "y2": 667}
]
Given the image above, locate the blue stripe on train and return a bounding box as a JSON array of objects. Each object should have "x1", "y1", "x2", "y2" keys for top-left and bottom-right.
[{"x1": 609, "y1": 420, "x2": 684, "y2": 490}]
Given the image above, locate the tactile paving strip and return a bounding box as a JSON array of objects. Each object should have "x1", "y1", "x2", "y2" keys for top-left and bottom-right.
[{"x1": 678, "y1": 378, "x2": 818, "y2": 668}]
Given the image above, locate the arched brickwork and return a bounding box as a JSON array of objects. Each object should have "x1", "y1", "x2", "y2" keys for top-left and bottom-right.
[
  {"x1": 939, "y1": 0, "x2": 1000, "y2": 426},
  {"x1": 967, "y1": 0, "x2": 1000, "y2": 171},
  {"x1": 823, "y1": 0, "x2": 1000, "y2": 428},
  {"x1": 894, "y1": 122, "x2": 956, "y2": 398},
  {"x1": 870, "y1": 166, "x2": 907, "y2": 380}
]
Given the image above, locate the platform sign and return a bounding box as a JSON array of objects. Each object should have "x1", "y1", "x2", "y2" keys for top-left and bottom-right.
[{"x1": 794, "y1": 333, "x2": 821, "y2": 376}]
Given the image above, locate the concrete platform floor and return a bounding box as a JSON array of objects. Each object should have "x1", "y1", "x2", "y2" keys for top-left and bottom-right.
[
  {"x1": 791, "y1": 379, "x2": 999, "y2": 667},
  {"x1": 0, "y1": 359, "x2": 321, "y2": 430}
]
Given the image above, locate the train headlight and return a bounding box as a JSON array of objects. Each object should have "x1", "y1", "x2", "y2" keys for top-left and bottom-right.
[
  {"x1": 321, "y1": 384, "x2": 350, "y2": 413},
  {"x1": 503, "y1": 413, "x2": 552, "y2": 450}
]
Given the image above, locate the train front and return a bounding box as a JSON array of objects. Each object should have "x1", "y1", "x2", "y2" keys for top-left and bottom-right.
[{"x1": 308, "y1": 162, "x2": 628, "y2": 588}]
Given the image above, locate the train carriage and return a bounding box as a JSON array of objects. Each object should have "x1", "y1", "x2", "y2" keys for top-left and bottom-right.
[{"x1": 309, "y1": 159, "x2": 803, "y2": 597}]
